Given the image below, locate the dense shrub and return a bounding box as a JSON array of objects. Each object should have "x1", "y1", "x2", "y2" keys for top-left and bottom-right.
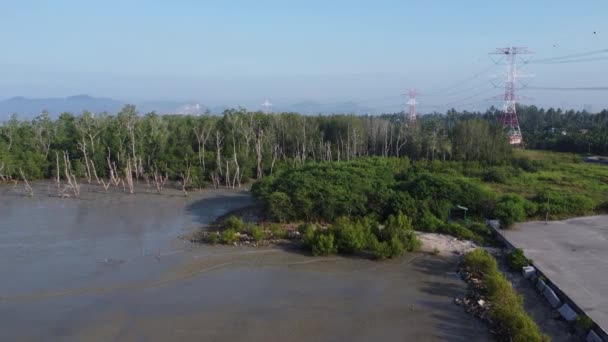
[
  {"x1": 221, "y1": 229, "x2": 238, "y2": 244},
  {"x1": 467, "y1": 222, "x2": 492, "y2": 237},
  {"x1": 533, "y1": 190, "x2": 595, "y2": 218},
  {"x1": 268, "y1": 223, "x2": 287, "y2": 239},
  {"x1": 505, "y1": 248, "x2": 530, "y2": 272},
  {"x1": 416, "y1": 210, "x2": 444, "y2": 232},
  {"x1": 248, "y1": 225, "x2": 265, "y2": 242},
  {"x1": 208, "y1": 232, "x2": 220, "y2": 244},
  {"x1": 224, "y1": 215, "x2": 245, "y2": 232},
  {"x1": 483, "y1": 167, "x2": 510, "y2": 183},
  {"x1": 494, "y1": 194, "x2": 528, "y2": 228},
  {"x1": 311, "y1": 231, "x2": 337, "y2": 256},
  {"x1": 444, "y1": 222, "x2": 476, "y2": 241},
  {"x1": 267, "y1": 192, "x2": 294, "y2": 222},
  {"x1": 463, "y1": 249, "x2": 548, "y2": 342},
  {"x1": 331, "y1": 217, "x2": 371, "y2": 254}
]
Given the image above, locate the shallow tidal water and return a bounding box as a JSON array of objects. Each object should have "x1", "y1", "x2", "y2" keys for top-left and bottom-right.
[{"x1": 0, "y1": 182, "x2": 490, "y2": 341}]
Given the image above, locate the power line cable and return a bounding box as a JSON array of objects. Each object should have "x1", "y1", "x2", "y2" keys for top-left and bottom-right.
[
  {"x1": 524, "y1": 86, "x2": 608, "y2": 91},
  {"x1": 421, "y1": 63, "x2": 500, "y2": 95},
  {"x1": 528, "y1": 48, "x2": 608, "y2": 63},
  {"x1": 530, "y1": 56, "x2": 608, "y2": 64}
]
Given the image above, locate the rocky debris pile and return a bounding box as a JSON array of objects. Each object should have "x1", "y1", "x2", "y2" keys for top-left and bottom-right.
[
  {"x1": 455, "y1": 262, "x2": 505, "y2": 338},
  {"x1": 416, "y1": 232, "x2": 478, "y2": 256},
  {"x1": 455, "y1": 266, "x2": 492, "y2": 322}
]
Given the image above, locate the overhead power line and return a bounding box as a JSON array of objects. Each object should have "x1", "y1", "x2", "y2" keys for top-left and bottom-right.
[
  {"x1": 529, "y1": 48, "x2": 608, "y2": 63},
  {"x1": 530, "y1": 56, "x2": 608, "y2": 64},
  {"x1": 421, "y1": 63, "x2": 500, "y2": 96},
  {"x1": 525, "y1": 86, "x2": 608, "y2": 91}
]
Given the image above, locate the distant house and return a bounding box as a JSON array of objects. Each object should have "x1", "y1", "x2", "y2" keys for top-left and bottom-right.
[{"x1": 579, "y1": 129, "x2": 589, "y2": 135}]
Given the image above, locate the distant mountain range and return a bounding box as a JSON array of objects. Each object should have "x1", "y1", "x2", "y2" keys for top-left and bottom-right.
[{"x1": 0, "y1": 95, "x2": 377, "y2": 120}]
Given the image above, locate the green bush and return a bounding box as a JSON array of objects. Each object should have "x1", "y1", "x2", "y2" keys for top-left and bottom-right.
[
  {"x1": 464, "y1": 249, "x2": 548, "y2": 342},
  {"x1": 444, "y1": 222, "x2": 477, "y2": 241},
  {"x1": 221, "y1": 229, "x2": 238, "y2": 244},
  {"x1": 533, "y1": 190, "x2": 595, "y2": 219},
  {"x1": 467, "y1": 222, "x2": 492, "y2": 237},
  {"x1": 208, "y1": 232, "x2": 220, "y2": 244},
  {"x1": 331, "y1": 217, "x2": 370, "y2": 254},
  {"x1": 224, "y1": 215, "x2": 245, "y2": 232},
  {"x1": 576, "y1": 315, "x2": 594, "y2": 331},
  {"x1": 494, "y1": 194, "x2": 527, "y2": 228},
  {"x1": 505, "y1": 248, "x2": 530, "y2": 272},
  {"x1": 483, "y1": 167, "x2": 510, "y2": 183},
  {"x1": 369, "y1": 235, "x2": 393, "y2": 260},
  {"x1": 267, "y1": 191, "x2": 294, "y2": 222},
  {"x1": 311, "y1": 231, "x2": 337, "y2": 256},
  {"x1": 248, "y1": 225, "x2": 265, "y2": 242},
  {"x1": 300, "y1": 224, "x2": 317, "y2": 249},
  {"x1": 417, "y1": 211, "x2": 444, "y2": 233},
  {"x1": 269, "y1": 223, "x2": 287, "y2": 239}
]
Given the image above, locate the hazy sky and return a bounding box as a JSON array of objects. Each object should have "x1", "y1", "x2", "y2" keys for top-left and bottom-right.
[{"x1": 1, "y1": 0, "x2": 607, "y2": 112}]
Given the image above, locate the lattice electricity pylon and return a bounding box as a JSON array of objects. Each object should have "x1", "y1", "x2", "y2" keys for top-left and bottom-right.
[
  {"x1": 261, "y1": 99, "x2": 273, "y2": 113},
  {"x1": 490, "y1": 47, "x2": 533, "y2": 146},
  {"x1": 403, "y1": 89, "x2": 418, "y2": 123}
]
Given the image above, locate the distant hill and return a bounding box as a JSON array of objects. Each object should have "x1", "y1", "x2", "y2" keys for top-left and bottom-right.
[
  {"x1": 0, "y1": 95, "x2": 124, "y2": 119},
  {"x1": 0, "y1": 95, "x2": 377, "y2": 120}
]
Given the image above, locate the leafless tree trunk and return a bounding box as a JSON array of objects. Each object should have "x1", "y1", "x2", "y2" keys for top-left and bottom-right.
[
  {"x1": 125, "y1": 157, "x2": 134, "y2": 194},
  {"x1": 107, "y1": 148, "x2": 119, "y2": 186},
  {"x1": 78, "y1": 139, "x2": 92, "y2": 183},
  {"x1": 18, "y1": 169, "x2": 33, "y2": 197},
  {"x1": 254, "y1": 128, "x2": 264, "y2": 179},
  {"x1": 62, "y1": 151, "x2": 80, "y2": 198},
  {"x1": 270, "y1": 144, "x2": 279, "y2": 175},
  {"x1": 215, "y1": 130, "x2": 224, "y2": 177},
  {"x1": 180, "y1": 161, "x2": 192, "y2": 196},
  {"x1": 231, "y1": 132, "x2": 241, "y2": 188},
  {"x1": 193, "y1": 126, "x2": 211, "y2": 170},
  {"x1": 225, "y1": 160, "x2": 231, "y2": 188},
  {"x1": 153, "y1": 168, "x2": 167, "y2": 194},
  {"x1": 0, "y1": 162, "x2": 6, "y2": 182},
  {"x1": 55, "y1": 152, "x2": 61, "y2": 194}
]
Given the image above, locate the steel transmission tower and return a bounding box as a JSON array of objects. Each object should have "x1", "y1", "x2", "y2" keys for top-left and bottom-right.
[
  {"x1": 261, "y1": 98, "x2": 273, "y2": 113},
  {"x1": 405, "y1": 89, "x2": 418, "y2": 123},
  {"x1": 491, "y1": 47, "x2": 533, "y2": 146}
]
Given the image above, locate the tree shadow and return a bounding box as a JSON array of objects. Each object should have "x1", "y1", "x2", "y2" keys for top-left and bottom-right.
[{"x1": 185, "y1": 190, "x2": 254, "y2": 227}]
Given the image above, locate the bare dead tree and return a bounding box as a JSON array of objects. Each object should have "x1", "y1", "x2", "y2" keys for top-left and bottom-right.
[
  {"x1": 225, "y1": 160, "x2": 231, "y2": 188},
  {"x1": 77, "y1": 139, "x2": 92, "y2": 183},
  {"x1": 254, "y1": 127, "x2": 264, "y2": 179},
  {"x1": 215, "y1": 130, "x2": 224, "y2": 177},
  {"x1": 180, "y1": 161, "x2": 192, "y2": 196},
  {"x1": 62, "y1": 151, "x2": 80, "y2": 198},
  {"x1": 18, "y1": 169, "x2": 33, "y2": 197},
  {"x1": 125, "y1": 157, "x2": 134, "y2": 194},
  {"x1": 270, "y1": 144, "x2": 280, "y2": 175},
  {"x1": 107, "y1": 148, "x2": 119, "y2": 186},
  {"x1": 55, "y1": 152, "x2": 61, "y2": 195},
  {"x1": 0, "y1": 162, "x2": 7, "y2": 182},
  {"x1": 193, "y1": 124, "x2": 212, "y2": 170},
  {"x1": 153, "y1": 167, "x2": 167, "y2": 194},
  {"x1": 231, "y1": 132, "x2": 241, "y2": 188}
]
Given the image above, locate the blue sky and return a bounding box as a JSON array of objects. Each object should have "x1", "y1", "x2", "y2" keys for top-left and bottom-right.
[{"x1": 1, "y1": 0, "x2": 607, "y2": 111}]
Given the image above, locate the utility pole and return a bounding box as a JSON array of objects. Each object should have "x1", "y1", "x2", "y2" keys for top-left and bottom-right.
[
  {"x1": 491, "y1": 47, "x2": 533, "y2": 146},
  {"x1": 261, "y1": 99, "x2": 273, "y2": 114}
]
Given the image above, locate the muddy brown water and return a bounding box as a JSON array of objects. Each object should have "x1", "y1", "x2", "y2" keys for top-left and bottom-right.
[{"x1": 0, "y1": 182, "x2": 491, "y2": 341}]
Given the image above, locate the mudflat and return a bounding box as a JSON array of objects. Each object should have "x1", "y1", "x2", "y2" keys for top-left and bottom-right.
[{"x1": 0, "y1": 183, "x2": 489, "y2": 341}]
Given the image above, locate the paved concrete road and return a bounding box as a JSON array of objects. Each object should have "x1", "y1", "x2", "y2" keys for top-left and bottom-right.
[{"x1": 505, "y1": 216, "x2": 608, "y2": 332}]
